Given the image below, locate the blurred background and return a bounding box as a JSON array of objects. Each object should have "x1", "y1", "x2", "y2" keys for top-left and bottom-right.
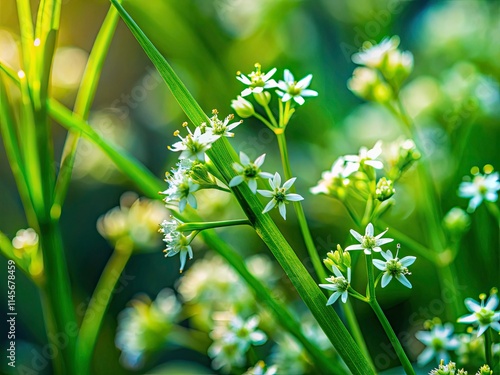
[{"x1": 1, "y1": 0, "x2": 499, "y2": 374}]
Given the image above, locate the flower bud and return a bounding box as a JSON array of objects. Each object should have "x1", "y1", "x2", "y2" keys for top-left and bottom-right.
[
  {"x1": 376, "y1": 177, "x2": 395, "y2": 201},
  {"x1": 253, "y1": 91, "x2": 271, "y2": 106},
  {"x1": 324, "y1": 245, "x2": 351, "y2": 273},
  {"x1": 12, "y1": 228, "x2": 43, "y2": 278},
  {"x1": 231, "y1": 96, "x2": 255, "y2": 118},
  {"x1": 348, "y1": 67, "x2": 393, "y2": 103},
  {"x1": 443, "y1": 207, "x2": 470, "y2": 238},
  {"x1": 380, "y1": 50, "x2": 414, "y2": 89}
]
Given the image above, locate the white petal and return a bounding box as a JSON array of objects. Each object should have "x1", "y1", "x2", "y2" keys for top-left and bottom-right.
[
  {"x1": 247, "y1": 179, "x2": 258, "y2": 194},
  {"x1": 326, "y1": 292, "x2": 341, "y2": 306},
  {"x1": 349, "y1": 229, "x2": 363, "y2": 242},
  {"x1": 187, "y1": 194, "x2": 197, "y2": 208},
  {"x1": 278, "y1": 202, "x2": 287, "y2": 220},
  {"x1": 477, "y1": 324, "x2": 488, "y2": 337},
  {"x1": 400, "y1": 256, "x2": 416, "y2": 267},
  {"x1": 283, "y1": 69, "x2": 293, "y2": 82},
  {"x1": 345, "y1": 244, "x2": 364, "y2": 251},
  {"x1": 237, "y1": 75, "x2": 251, "y2": 85},
  {"x1": 262, "y1": 199, "x2": 277, "y2": 213},
  {"x1": 319, "y1": 283, "x2": 338, "y2": 291},
  {"x1": 485, "y1": 294, "x2": 499, "y2": 311},
  {"x1": 457, "y1": 313, "x2": 478, "y2": 324},
  {"x1": 249, "y1": 331, "x2": 267, "y2": 345},
  {"x1": 372, "y1": 259, "x2": 386, "y2": 271},
  {"x1": 294, "y1": 96, "x2": 305, "y2": 105},
  {"x1": 240, "y1": 151, "x2": 250, "y2": 165},
  {"x1": 229, "y1": 175, "x2": 244, "y2": 187},
  {"x1": 241, "y1": 87, "x2": 253, "y2": 97},
  {"x1": 285, "y1": 193, "x2": 304, "y2": 201},
  {"x1": 332, "y1": 265, "x2": 343, "y2": 278},
  {"x1": 396, "y1": 274, "x2": 412, "y2": 288},
  {"x1": 464, "y1": 298, "x2": 481, "y2": 313},
  {"x1": 381, "y1": 273, "x2": 392, "y2": 288},
  {"x1": 381, "y1": 250, "x2": 393, "y2": 261},
  {"x1": 178, "y1": 198, "x2": 187, "y2": 212},
  {"x1": 179, "y1": 250, "x2": 188, "y2": 272},
  {"x1": 365, "y1": 223, "x2": 374, "y2": 236},
  {"x1": 264, "y1": 67, "x2": 277, "y2": 81},
  {"x1": 258, "y1": 172, "x2": 273, "y2": 179},
  {"x1": 296, "y1": 74, "x2": 312, "y2": 89},
  {"x1": 273, "y1": 172, "x2": 281, "y2": 188},
  {"x1": 301, "y1": 89, "x2": 318, "y2": 97},
  {"x1": 283, "y1": 177, "x2": 297, "y2": 190},
  {"x1": 254, "y1": 153, "x2": 266, "y2": 167},
  {"x1": 281, "y1": 93, "x2": 292, "y2": 102},
  {"x1": 365, "y1": 160, "x2": 384, "y2": 169},
  {"x1": 341, "y1": 291, "x2": 349, "y2": 303},
  {"x1": 417, "y1": 347, "x2": 435, "y2": 366},
  {"x1": 257, "y1": 189, "x2": 274, "y2": 198}
]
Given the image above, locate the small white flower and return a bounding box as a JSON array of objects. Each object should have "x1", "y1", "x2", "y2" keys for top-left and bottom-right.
[
  {"x1": 310, "y1": 157, "x2": 357, "y2": 196},
  {"x1": 237, "y1": 63, "x2": 278, "y2": 97},
  {"x1": 257, "y1": 172, "x2": 304, "y2": 220},
  {"x1": 161, "y1": 162, "x2": 199, "y2": 212},
  {"x1": 344, "y1": 141, "x2": 384, "y2": 171},
  {"x1": 209, "y1": 314, "x2": 267, "y2": 372},
  {"x1": 352, "y1": 36, "x2": 400, "y2": 69},
  {"x1": 159, "y1": 218, "x2": 193, "y2": 272},
  {"x1": 457, "y1": 292, "x2": 500, "y2": 337},
  {"x1": 372, "y1": 249, "x2": 416, "y2": 288},
  {"x1": 319, "y1": 265, "x2": 351, "y2": 305},
  {"x1": 345, "y1": 223, "x2": 393, "y2": 254},
  {"x1": 244, "y1": 361, "x2": 278, "y2": 375},
  {"x1": 168, "y1": 125, "x2": 218, "y2": 161},
  {"x1": 205, "y1": 110, "x2": 242, "y2": 138},
  {"x1": 458, "y1": 171, "x2": 500, "y2": 212},
  {"x1": 276, "y1": 69, "x2": 318, "y2": 105},
  {"x1": 415, "y1": 323, "x2": 460, "y2": 366},
  {"x1": 229, "y1": 152, "x2": 273, "y2": 193}
]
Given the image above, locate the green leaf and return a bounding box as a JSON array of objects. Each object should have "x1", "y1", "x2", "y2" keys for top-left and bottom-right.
[{"x1": 110, "y1": 1, "x2": 373, "y2": 373}]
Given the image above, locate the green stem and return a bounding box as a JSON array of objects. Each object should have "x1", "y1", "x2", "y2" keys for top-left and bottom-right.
[
  {"x1": 484, "y1": 328, "x2": 492, "y2": 366},
  {"x1": 275, "y1": 131, "x2": 324, "y2": 281},
  {"x1": 253, "y1": 112, "x2": 275, "y2": 130},
  {"x1": 179, "y1": 219, "x2": 251, "y2": 232},
  {"x1": 436, "y1": 262, "x2": 462, "y2": 321},
  {"x1": 275, "y1": 131, "x2": 375, "y2": 370},
  {"x1": 76, "y1": 240, "x2": 133, "y2": 375},
  {"x1": 38, "y1": 218, "x2": 76, "y2": 375},
  {"x1": 365, "y1": 254, "x2": 415, "y2": 374},
  {"x1": 262, "y1": 101, "x2": 278, "y2": 128},
  {"x1": 169, "y1": 325, "x2": 210, "y2": 354},
  {"x1": 198, "y1": 183, "x2": 231, "y2": 193}
]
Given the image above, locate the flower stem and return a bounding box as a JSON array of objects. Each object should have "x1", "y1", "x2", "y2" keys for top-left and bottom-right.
[
  {"x1": 366, "y1": 254, "x2": 415, "y2": 374},
  {"x1": 253, "y1": 112, "x2": 275, "y2": 130},
  {"x1": 485, "y1": 328, "x2": 493, "y2": 366},
  {"x1": 179, "y1": 219, "x2": 251, "y2": 232},
  {"x1": 76, "y1": 239, "x2": 133, "y2": 375}
]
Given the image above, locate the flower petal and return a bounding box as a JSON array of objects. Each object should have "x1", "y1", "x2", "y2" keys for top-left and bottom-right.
[
  {"x1": 349, "y1": 229, "x2": 363, "y2": 242},
  {"x1": 262, "y1": 199, "x2": 277, "y2": 213},
  {"x1": 278, "y1": 202, "x2": 287, "y2": 220},
  {"x1": 372, "y1": 259, "x2": 386, "y2": 271},
  {"x1": 365, "y1": 223, "x2": 374, "y2": 236},
  {"x1": 464, "y1": 298, "x2": 482, "y2": 313},
  {"x1": 283, "y1": 177, "x2": 297, "y2": 190},
  {"x1": 285, "y1": 193, "x2": 304, "y2": 201},
  {"x1": 381, "y1": 273, "x2": 392, "y2": 288},
  {"x1": 400, "y1": 256, "x2": 416, "y2": 267},
  {"x1": 396, "y1": 274, "x2": 412, "y2": 289},
  {"x1": 417, "y1": 347, "x2": 435, "y2": 366},
  {"x1": 247, "y1": 179, "x2": 258, "y2": 194},
  {"x1": 240, "y1": 151, "x2": 250, "y2": 165},
  {"x1": 254, "y1": 153, "x2": 265, "y2": 167},
  {"x1": 345, "y1": 244, "x2": 364, "y2": 251},
  {"x1": 229, "y1": 175, "x2": 244, "y2": 187},
  {"x1": 257, "y1": 189, "x2": 274, "y2": 198},
  {"x1": 326, "y1": 291, "x2": 341, "y2": 306}
]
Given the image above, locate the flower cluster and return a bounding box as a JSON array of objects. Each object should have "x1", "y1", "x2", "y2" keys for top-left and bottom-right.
[
  {"x1": 97, "y1": 192, "x2": 169, "y2": 252},
  {"x1": 349, "y1": 35, "x2": 413, "y2": 101},
  {"x1": 159, "y1": 217, "x2": 194, "y2": 273},
  {"x1": 115, "y1": 289, "x2": 181, "y2": 369},
  {"x1": 208, "y1": 313, "x2": 267, "y2": 372}
]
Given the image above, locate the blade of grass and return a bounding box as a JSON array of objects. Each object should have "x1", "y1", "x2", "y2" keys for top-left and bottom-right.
[
  {"x1": 110, "y1": 2, "x2": 373, "y2": 372},
  {"x1": 54, "y1": 5, "x2": 120, "y2": 213},
  {"x1": 48, "y1": 97, "x2": 342, "y2": 374},
  {"x1": 15, "y1": 0, "x2": 34, "y2": 73}
]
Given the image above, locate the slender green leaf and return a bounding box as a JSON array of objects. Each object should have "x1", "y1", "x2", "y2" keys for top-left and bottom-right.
[
  {"x1": 15, "y1": 0, "x2": 34, "y2": 73},
  {"x1": 110, "y1": 2, "x2": 373, "y2": 373}
]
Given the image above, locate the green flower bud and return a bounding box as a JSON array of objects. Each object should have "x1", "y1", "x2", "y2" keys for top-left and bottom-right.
[
  {"x1": 231, "y1": 96, "x2": 255, "y2": 118},
  {"x1": 348, "y1": 67, "x2": 393, "y2": 103},
  {"x1": 12, "y1": 228, "x2": 43, "y2": 279},
  {"x1": 323, "y1": 245, "x2": 351, "y2": 273},
  {"x1": 375, "y1": 177, "x2": 395, "y2": 201},
  {"x1": 477, "y1": 365, "x2": 492, "y2": 375},
  {"x1": 253, "y1": 91, "x2": 271, "y2": 106},
  {"x1": 387, "y1": 139, "x2": 421, "y2": 181},
  {"x1": 443, "y1": 207, "x2": 470, "y2": 237},
  {"x1": 380, "y1": 50, "x2": 414, "y2": 90}
]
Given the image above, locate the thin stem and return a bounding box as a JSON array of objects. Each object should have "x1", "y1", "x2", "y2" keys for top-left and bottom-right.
[
  {"x1": 262, "y1": 101, "x2": 278, "y2": 128},
  {"x1": 169, "y1": 325, "x2": 210, "y2": 354},
  {"x1": 485, "y1": 328, "x2": 492, "y2": 366},
  {"x1": 253, "y1": 112, "x2": 275, "y2": 130},
  {"x1": 198, "y1": 184, "x2": 232, "y2": 193},
  {"x1": 275, "y1": 132, "x2": 324, "y2": 281},
  {"x1": 436, "y1": 262, "x2": 462, "y2": 321},
  {"x1": 179, "y1": 219, "x2": 251, "y2": 232},
  {"x1": 366, "y1": 254, "x2": 415, "y2": 374},
  {"x1": 76, "y1": 240, "x2": 133, "y2": 375}
]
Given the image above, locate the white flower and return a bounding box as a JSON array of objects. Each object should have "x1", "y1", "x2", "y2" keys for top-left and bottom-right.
[
  {"x1": 276, "y1": 69, "x2": 318, "y2": 105},
  {"x1": 310, "y1": 157, "x2": 357, "y2": 196},
  {"x1": 209, "y1": 314, "x2": 267, "y2": 372},
  {"x1": 319, "y1": 265, "x2": 351, "y2": 305},
  {"x1": 161, "y1": 162, "x2": 199, "y2": 212},
  {"x1": 12, "y1": 228, "x2": 39, "y2": 249},
  {"x1": 352, "y1": 36, "x2": 400, "y2": 68},
  {"x1": 229, "y1": 152, "x2": 273, "y2": 193},
  {"x1": 457, "y1": 292, "x2": 500, "y2": 337},
  {"x1": 344, "y1": 141, "x2": 384, "y2": 171},
  {"x1": 458, "y1": 171, "x2": 500, "y2": 212},
  {"x1": 159, "y1": 218, "x2": 193, "y2": 272},
  {"x1": 372, "y1": 249, "x2": 416, "y2": 288},
  {"x1": 257, "y1": 172, "x2": 304, "y2": 220},
  {"x1": 206, "y1": 110, "x2": 242, "y2": 138},
  {"x1": 415, "y1": 323, "x2": 460, "y2": 366},
  {"x1": 168, "y1": 125, "x2": 218, "y2": 161},
  {"x1": 345, "y1": 223, "x2": 393, "y2": 254},
  {"x1": 115, "y1": 289, "x2": 181, "y2": 370},
  {"x1": 237, "y1": 63, "x2": 278, "y2": 97}
]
